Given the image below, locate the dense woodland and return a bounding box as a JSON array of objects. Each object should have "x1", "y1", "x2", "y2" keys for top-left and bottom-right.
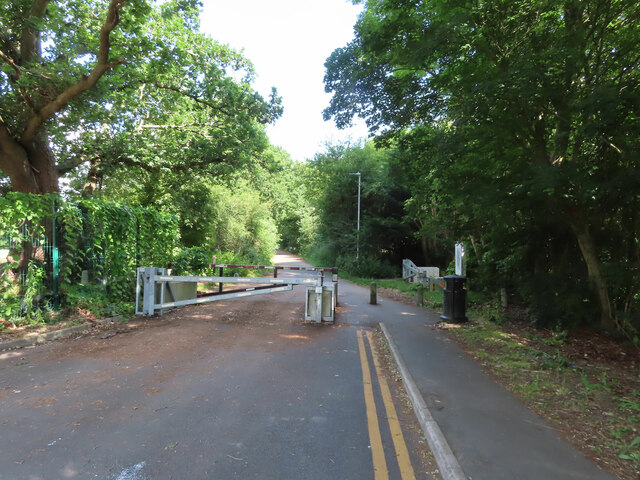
[{"x1": 1, "y1": 1, "x2": 639, "y2": 337}]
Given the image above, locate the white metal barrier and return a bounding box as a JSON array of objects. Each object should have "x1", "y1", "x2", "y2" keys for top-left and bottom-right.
[
  {"x1": 402, "y1": 259, "x2": 439, "y2": 282},
  {"x1": 402, "y1": 259, "x2": 442, "y2": 289},
  {"x1": 135, "y1": 265, "x2": 337, "y2": 323}
]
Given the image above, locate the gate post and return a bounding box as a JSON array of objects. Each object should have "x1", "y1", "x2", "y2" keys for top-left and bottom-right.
[
  {"x1": 135, "y1": 267, "x2": 142, "y2": 314},
  {"x1": 143, "y1": 267, "x2": 156, "y2": 316},
  {"x1": 315, "y1": 287, "x2": 323, "y2": 322}
]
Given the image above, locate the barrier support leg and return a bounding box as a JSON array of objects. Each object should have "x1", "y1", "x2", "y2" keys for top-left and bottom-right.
[{"x1": 143, "y1": 267, "x2": 156, "y2": 316}]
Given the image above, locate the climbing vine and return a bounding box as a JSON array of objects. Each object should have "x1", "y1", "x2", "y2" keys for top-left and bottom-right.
[{"x1": 0, "y1": 194, "x2": 178, "y2": 324}]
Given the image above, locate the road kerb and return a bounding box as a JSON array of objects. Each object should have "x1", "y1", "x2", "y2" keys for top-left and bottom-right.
[
  {"x1": 0, "y1": 324, "x2": 89, "y2": 351},
  {"x1": 380, "y1": 322, "x2": 468, "y2": 480}
]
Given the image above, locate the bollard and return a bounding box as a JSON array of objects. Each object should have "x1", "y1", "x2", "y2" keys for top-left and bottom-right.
[
  {"x1": 415, "y1": 285, "x2": 424, "y2": 307},
  {"x1": 370, "y1": 282, "x2": 377, "y2": 305},
  {"x1": 500, "y1": 288, "x2": 508, "y2": 308}
]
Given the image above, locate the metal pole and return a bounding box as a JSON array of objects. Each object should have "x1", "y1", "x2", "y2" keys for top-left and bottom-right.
[
  {"x1": 356, "y1": 172, "x2": 360, "y2": 260},
  {"x1": 51, "y1": 199, "x2": 59, "y2": 308},
  {"x1": 350, "y1": 172, "x2": 361, "y2": 260}
]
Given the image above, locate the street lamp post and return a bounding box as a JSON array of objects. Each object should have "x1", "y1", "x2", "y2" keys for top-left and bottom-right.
[{"x1": 349, "y1": 172, "x2": 361, "y2": 260}]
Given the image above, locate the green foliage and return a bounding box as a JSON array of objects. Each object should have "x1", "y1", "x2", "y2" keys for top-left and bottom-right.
[
  {"x1": 63, "y1": 284, "x2": 133, "y2": 319},
  {"x1": 0, "y1": 193, "x2": 177, "y2": 324},
  {"x1": 211, "y1": 250, "x2": 271, "y2": 278},
  {"x1": 1, "y1": 0, "x2": 282, "y2": 194},
  {"x1": 77, "y1": 199, "x2": 178, "y2": 300},
  {"x1": 171, "y1": 246, "x2": 212, "y2": 276},
  {"x1": 324, "y1": 0, "x2": 640, "y2": 332},
  {"x1": 0, "y1": 259, "x2": 21, "y2": 321},
  {"x1": 618, "y1": 436, "x2": 640, "y2": 462},
  {"x1": 304, "y1": 142, "x2": 417, "y2": 270},
  {"x1": 256, "y1": 149, "x2": 317, "y2": 253},
  {"x1": 580, "y1": 371, "x2": 613, "y2": 399},
  {"x1": 99, "y1": 162, "x2": 281, "y2": 268},
  {"x1": 0, "y1": 192, "x2": 55, "y2": 322},
  {"x1": 207, "y1": 183, "x2": 278, "y2": 262},
  {"x1": 335, "y1": 254, "x2": 397, "y2": 279},
  {"x1": 23, "y1": 260, "x2": 45, "y2": 321}
]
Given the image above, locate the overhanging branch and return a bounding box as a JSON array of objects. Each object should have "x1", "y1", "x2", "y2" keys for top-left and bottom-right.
[
  {"x1": 152, "y1": 83, "x2": 229, "y2": 114},
  {"x1": 20, "y1": 0, "x2": 126, "y2": 144}
]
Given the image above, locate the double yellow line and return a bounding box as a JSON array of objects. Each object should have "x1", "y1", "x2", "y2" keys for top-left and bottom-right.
[{"x1": 357, "y1": 329, "x2": 416, "y2": 480}]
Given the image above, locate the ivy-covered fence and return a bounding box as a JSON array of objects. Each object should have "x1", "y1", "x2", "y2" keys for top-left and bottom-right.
[{"x1": 0, "y1": 193, "x2": 178, "y2": 323}]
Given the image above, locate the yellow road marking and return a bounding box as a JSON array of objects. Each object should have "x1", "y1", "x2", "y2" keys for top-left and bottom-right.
[
  {"x1": 357, "y1": 330, "x2": 389, "y2": 480},
  {"x1": 366, "y1": 330, "x2": 417, "y2": 480}
]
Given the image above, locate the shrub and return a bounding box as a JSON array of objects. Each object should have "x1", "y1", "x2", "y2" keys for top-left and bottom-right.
[{"x1": 336, "y1": 254, "x2": 398, "y2": 279}]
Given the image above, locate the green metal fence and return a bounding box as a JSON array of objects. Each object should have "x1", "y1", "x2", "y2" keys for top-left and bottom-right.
[{"x1": 0, "y1": 216, "x2": 60, "y2": 312}]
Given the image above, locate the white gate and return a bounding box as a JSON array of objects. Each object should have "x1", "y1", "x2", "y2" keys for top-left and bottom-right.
[
  {"x1": 135, "y1": 264, "x2": 337, "y2": 323},
  {"x1": 402, "y1": 259, "x2": 443, "y2": 291}
]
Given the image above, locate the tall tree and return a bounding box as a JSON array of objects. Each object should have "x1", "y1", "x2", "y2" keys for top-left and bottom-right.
[
  {"x1": 324, "y1": 0, "x2": 640, "y2": 330},
  {"x1": 0, "y1": 0, "x2": 281, "y2": 194},
  {"x1": 306, "y1": 142, "x2": 415, "y2": 273}
]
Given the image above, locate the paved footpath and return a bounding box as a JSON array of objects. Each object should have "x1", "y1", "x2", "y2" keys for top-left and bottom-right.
[{"x1": 337, "y1": 279, "x2": 619, "y2": 480}]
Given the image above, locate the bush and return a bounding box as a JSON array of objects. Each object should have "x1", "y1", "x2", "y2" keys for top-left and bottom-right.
[
  {"x1": 171, "y1": 247, "x2": 212, "y2": 276},
  {"x1": 62, "y1": 284, "x2": 133, "y2": 319},
  {"x1": 519, "y1": 272, "x2": 596, "y2": 330},
  {"x1": 211, "y1": 250, "x2": 271, "y2": 277},
  {"x1": 208, "y1": 184, "x2": 279, "y2": 261},
  {"x1": 336, "y1": 254, "x2": 398, "y2": 279}
]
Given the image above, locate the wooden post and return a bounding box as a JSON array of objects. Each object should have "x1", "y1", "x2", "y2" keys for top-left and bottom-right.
[
  {"x1": 370, "y1": 282, "x2": 377, "y2": 305},
  {"x1": 415, "y1": 285, "x2": 424, "y2": 307},
  {"x1": 500, "y1": 288, "x2": 508, "y2": 308}
]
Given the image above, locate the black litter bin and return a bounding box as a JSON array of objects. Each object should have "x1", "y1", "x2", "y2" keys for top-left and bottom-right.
[{"x1": 440, "y1": 275, "x2": 468, "y2": 323}]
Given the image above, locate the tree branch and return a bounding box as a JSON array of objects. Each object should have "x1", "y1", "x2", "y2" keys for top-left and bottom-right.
[
  {"x1": 0, "y1": 49, "x2": 21, "y2": 78},
  {"x1": 20, "y1": 0, "x2": 125, "y2": 144},
  {"x1": 139, "y1": 123, "x2": 222, "y2": 137},
  {"x1": 613, "y1": 51, "x2": 640, "y2": 84},
  {"x1": 0, "y1": 48, "x2": 37, "y2": 113},
  {"x1": 0, "y1": 30, "x2": 20, "y2": 62},
  {"x1": 101, "y1": 154, "x2": 228, "y2": 174},
  {"x1": 20, "y1": 0, "x2": 50, "y2": 64},
  {"x1": 56, "y1": 155, "x2": 92, "y2": 174},
  {"x1": 152, "y1": 83, "x2": 228, "y2": 114}
]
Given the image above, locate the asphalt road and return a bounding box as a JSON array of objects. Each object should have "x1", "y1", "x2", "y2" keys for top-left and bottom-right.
[{"x1": 0, "y1": 253, "x2": 434, "y2": 480}]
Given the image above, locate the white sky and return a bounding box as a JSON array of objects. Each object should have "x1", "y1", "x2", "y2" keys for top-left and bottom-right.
[{"x1": 200, "y1": 0, "x2": 369, "y2": 162}]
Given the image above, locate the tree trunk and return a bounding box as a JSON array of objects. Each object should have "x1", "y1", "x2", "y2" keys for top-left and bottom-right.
[
  {"x1": 0, "y1": 130, "x2": 59, "y2": 193},
  {"x1": 569, "y1": 218, "x2": 615, "y2": 330},
  {"x1": 82, "y1": 157, "x2": 102, "y2": 197},
  {"x1": 419, "y1": 236, "x2": 429, "y2": 264}
]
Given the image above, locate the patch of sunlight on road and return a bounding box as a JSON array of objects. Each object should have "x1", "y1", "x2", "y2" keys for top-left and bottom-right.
[
  {"x1": 280, "y1": 334, "x2": 310, "y2": 340},
  {"x1": 272, "y1": 251, "x2": 304, "y2": 266},
  {"x1": 0, "y1": 351, "x2": 23, "y2": 361}
]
